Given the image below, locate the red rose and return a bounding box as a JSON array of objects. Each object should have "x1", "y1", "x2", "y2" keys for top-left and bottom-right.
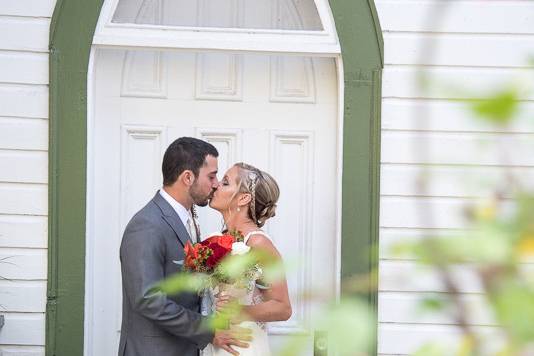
[
  {"x1": 217, "y1": 235, "x2": 235, "y2": 250},
  {"x1": 206, "y1": 243, "x2": 231, "y2": 268},
  {"x1": 185, "y1": 233, "x2": 235, "y2": 270}
]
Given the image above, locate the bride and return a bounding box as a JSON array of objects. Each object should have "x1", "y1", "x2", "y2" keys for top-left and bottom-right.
[{"x1": 207, "y1": 162, "x2": 292, "y2": 356}]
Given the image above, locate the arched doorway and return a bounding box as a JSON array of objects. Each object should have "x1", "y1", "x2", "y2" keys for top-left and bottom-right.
[{"x1": 47, "y1": 0, "x2": 382, "y2": 354}]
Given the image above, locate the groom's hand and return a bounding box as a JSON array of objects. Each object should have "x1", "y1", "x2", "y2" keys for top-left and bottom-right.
[{"x1": 213, "y1": 325, "x2": 253, "y2": 356}]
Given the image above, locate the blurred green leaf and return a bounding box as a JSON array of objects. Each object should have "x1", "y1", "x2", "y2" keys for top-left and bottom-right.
[
  {"x1": 413, "y1": 343, "x2": 447, "y2": 356},
  {"x1": 491, "y1": 282, "x2": 534, "y2": 344},
  {"x1": 159, "y1": 272, "x2": 207, "y2": 295},
  {"x1": 469, "y1": 88, "x2": 519, "y2": 125},
  {"x1": 315, "y1": 298, "x2": 375, "y2": 355},
  {"x1": 419, "y1": 295, "x2": 448, "y2": 313}
]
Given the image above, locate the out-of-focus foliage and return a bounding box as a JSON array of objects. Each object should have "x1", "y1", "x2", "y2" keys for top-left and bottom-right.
[{"x1": 392, "y1": 69, "x2": 534, "y2": 355}]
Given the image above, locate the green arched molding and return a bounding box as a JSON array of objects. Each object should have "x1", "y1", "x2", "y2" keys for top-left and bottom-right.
[{"x1": 47, "y1": 1, "x2": 383, "y2": 354}]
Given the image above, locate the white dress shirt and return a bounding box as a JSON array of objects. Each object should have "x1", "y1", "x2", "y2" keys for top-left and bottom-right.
[{"x1": 159, "y1": 189, "x2": 196, "y2": 241}]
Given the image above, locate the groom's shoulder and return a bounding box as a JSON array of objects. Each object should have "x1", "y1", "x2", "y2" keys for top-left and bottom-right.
[{"x1": 124, "y1": 198, "x2": 162, "y2": 231}]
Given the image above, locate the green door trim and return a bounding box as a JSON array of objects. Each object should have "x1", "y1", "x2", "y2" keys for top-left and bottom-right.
[
  {"x1": 47, "y1": 0, "x2": 104, "y2": 354},
  {"x1": 46, "y1": 1, "x2": 383, "y2": 354}
]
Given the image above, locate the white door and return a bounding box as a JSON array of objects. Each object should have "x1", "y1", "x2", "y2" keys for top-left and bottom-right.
[{"x1": 86, "y1": 1, "x2": 341, "y2": 355}]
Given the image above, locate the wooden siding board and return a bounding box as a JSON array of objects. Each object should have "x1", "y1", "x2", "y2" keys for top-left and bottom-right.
[
  {"x1": 378, "y1": 292, "x2": 496, "y2": 326},
  {"x1": 379, "y1": 227, "x2": 465, "y2": 260},
  {"x1": 376, "y1": 0, "x2": 534, "y2": 35},
  {"x1": 0, "y1": 346, "x2": 45, "y2": 356},
  {"x1": 0, "y1": 280, "x2": 47, "y2": 312},
  {"x1": 380, "y1": 196, "x2": 475, "y2": 229},
  {"x1": 0, "y1": 215, "x2": 48, "y2": 248},
  {"x1": 0, "y1": 0, "x2": 55, "y2": 18},
  {"x1": 0, "y1": 183, "x2": 48, "y2": 216},
  {"x1": 382, "y1": 65, "x2": 534, "y2": 101},
  {"x1": 379, "y1": 260, "x2": 487, "y2": 293},
  {"x1": 378, "y1": 323, "x2": 504, "y2": 355},
  {"x1": 381, "y1": 164, "x2": 534, "y2": 198},
  {"x1": 0, "y1": 313, "x2": 46, "y2": 346},
  {"x1": 0, "y1": 117, "x2": 48, "y2": 151},
  {"x1": 0, "y1": 17, "x2": 50, "y2": 52},
  {"x1": 0, "y1": 248, "x2": 47, "y2": 280},
  {"x1": 0, "y1": 51, "x2": 48, "y2": 84},
  {"x1": 384, "y1": 33, "x2": 534, "y2": 67},
  {"x1": 382, "y1": 98, "x2": 534, "y2": 133},
  {"x1": 0, "y1": 84, "x2": 48, "y2": 118},
  {"x1": 381, "y1": 131, "x2": 534, "y2": 166},
  {"x1": 0, "y1": 150, "x2": 48, "y2": 184}
]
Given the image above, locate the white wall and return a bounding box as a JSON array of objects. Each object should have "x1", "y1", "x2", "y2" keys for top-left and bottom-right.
[
  {"x1": 0, "y1": 1, "x2": 55, "y2": 354},
  {"x1": 375, "y1": 0, "x2": 534, "y2": 354}
]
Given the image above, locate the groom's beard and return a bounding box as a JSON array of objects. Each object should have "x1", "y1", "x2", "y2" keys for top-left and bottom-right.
[{"x1": 190, "y1": 186, "x2": 215, "y2": 207}]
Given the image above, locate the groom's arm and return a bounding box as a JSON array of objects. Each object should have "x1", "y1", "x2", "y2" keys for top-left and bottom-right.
[{"x1": 120, "y1": 216, "x2": 214, "y2": 349}]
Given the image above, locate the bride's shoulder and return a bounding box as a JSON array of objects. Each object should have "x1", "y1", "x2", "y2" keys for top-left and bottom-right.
[{"x1": 245, "y1": 231, "x2": 273, "y2": 247}]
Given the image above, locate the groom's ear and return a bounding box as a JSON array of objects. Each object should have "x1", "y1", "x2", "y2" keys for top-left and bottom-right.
[{"x1": 179, "y1": 170, "x2": 195, "y2": 186}]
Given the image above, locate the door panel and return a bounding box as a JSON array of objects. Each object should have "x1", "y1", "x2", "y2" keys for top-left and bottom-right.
[{"x1": 89, "y1": 48, "x2": 338, "y2": 355}]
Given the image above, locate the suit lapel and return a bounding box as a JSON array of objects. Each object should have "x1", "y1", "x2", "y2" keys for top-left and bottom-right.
[{"x1": 152, "y1": 191, "x2": 192, "y2": 248}]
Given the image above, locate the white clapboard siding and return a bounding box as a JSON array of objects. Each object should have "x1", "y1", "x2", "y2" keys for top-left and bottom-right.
[
  {"x1": 0, "y1": 150, "x2": 48, "y2": 184},
  {"x1": 384, "y1": 33, "x2": 534, "y2": 67},
  {"x1": 0, "y1": 215, "x2": 48, "y2": 248},
  {"x1": 378, "y1": 292, "x2": 496, "y2": 326},
  {"x1": 378, "y1": 324, "x2": 504, "y2": 355},
  {"x1": 382, "y1": 131, "x2": 534, "y2": 166},
  {"x1": 0, "y1": 17, "x2": 49, "y2": 52},
  {"x1": 0, "y1": 346, "x2": 45, "y2": 356},
  {"x1": 0, "y1": 51, "x2": 48, "y2": 84},
  {"x1": 383, "y1": 66, "x2": 534, "y2": 101},
  {"x1": 0, "y1": 280, "x2": 47, "y2": 312},
  {"x1": 376, "y1": 0, "x2": 534, "y2": 351},
  {"x1": 0, "y1": 117, "x2": 48, "y2": 151},
  {"x1": 379, "y1": 260, "x2": 486, "y2": 294},
  {"x1": 0, "y1": 183, "x2": 47, "y2": 216},
  {"x1": 0, "y1": 1, "x2": 52, "y2": 352},
  {"x1": 381, "y1": 196, "x2": 517, "y2": 229},
  {"x1": 379, "y1": 227, "x2": 465, "y2": 261},
  {"x1": 0, "y1": 248, "x2": 47, "y2": 280},
  {"x1": 376, "y1": 0, "x2": 534, "y2": 34},
  {"x1": 382, "y1": 99, "x2": 534, "y2": 133},
  {"x1": 381, "y1": 164, "x2": 534, "y2": 198},
  {"x1": 0, "y1": 0, "x2": 55, "y2": 17},
  {"x1": 0, "y1": 84, "x2": 48, "y2": 118},
  {"x1": 0, "y1": 313, "x2": 46, "y2": 346}
]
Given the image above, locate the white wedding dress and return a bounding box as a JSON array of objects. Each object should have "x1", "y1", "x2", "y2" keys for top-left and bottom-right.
[{"x1": 205, "y1": 231, "x2": 272, "y2": 356}]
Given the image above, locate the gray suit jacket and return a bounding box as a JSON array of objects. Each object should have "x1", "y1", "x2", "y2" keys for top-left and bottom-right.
[{"x1": 118, "y1": 191, "x2": 214, "y2": 356}]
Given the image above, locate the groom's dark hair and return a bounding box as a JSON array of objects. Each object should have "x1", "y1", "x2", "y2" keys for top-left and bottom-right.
[{"x1": 162, "y1": 137, "x2": 218, "y2": 186}]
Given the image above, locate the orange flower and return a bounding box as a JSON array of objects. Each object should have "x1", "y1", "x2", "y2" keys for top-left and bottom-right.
[{"x1": 184, "y1": 241, "x2": 200, "y2": 269}]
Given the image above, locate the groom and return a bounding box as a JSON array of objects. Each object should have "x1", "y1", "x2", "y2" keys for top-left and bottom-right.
[{"x1": 119, "y1": 137, "x2": 250, "y2": 356}]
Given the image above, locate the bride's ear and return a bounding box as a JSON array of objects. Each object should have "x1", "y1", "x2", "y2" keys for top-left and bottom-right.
[{"x1": 237, "y1": 192, "x2": 252, "y2": 207}]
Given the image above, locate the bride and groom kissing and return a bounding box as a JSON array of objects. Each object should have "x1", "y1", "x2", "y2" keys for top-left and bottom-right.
[{"x1": 119, "y1": 137, "x2": 292, "y2": 356}]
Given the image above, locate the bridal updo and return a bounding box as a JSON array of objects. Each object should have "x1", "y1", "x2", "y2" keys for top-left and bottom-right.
[{"x1": 234, "y1": 163, "x2": 279, "y2": 227}]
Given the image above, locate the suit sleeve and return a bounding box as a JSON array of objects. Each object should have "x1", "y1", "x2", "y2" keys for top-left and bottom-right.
[{"x1": 120, "y1": 216, "x2": 214, "y2": 349}]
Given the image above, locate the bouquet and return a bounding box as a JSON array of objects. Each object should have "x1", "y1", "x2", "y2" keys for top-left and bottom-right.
[{"x1": 183, "y1": 230, "x2": 262, "y2": 315}]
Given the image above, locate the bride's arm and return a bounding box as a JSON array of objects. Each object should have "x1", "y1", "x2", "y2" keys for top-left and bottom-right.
[{"x1": 240, "y1": 234, "x2": 292, "y2": 322}]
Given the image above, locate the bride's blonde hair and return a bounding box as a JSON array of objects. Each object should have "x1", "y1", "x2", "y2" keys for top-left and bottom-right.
[{"x1": 234, "y1": 163, "x2": 279, "y2": 227}]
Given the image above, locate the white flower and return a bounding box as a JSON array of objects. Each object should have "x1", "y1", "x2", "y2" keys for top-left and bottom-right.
[{"x1": 231, "y1": 242, "x2": 251, "y2": 255}]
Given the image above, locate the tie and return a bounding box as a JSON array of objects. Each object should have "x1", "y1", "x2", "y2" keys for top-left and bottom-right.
[{"x1": 187, "y1": 214, "x2": 198, "y2": 243}]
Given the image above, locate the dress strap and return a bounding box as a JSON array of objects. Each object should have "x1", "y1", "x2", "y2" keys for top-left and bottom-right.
[{"x1": 243, "y1": 230, "x2": 271, "y2": 245}]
